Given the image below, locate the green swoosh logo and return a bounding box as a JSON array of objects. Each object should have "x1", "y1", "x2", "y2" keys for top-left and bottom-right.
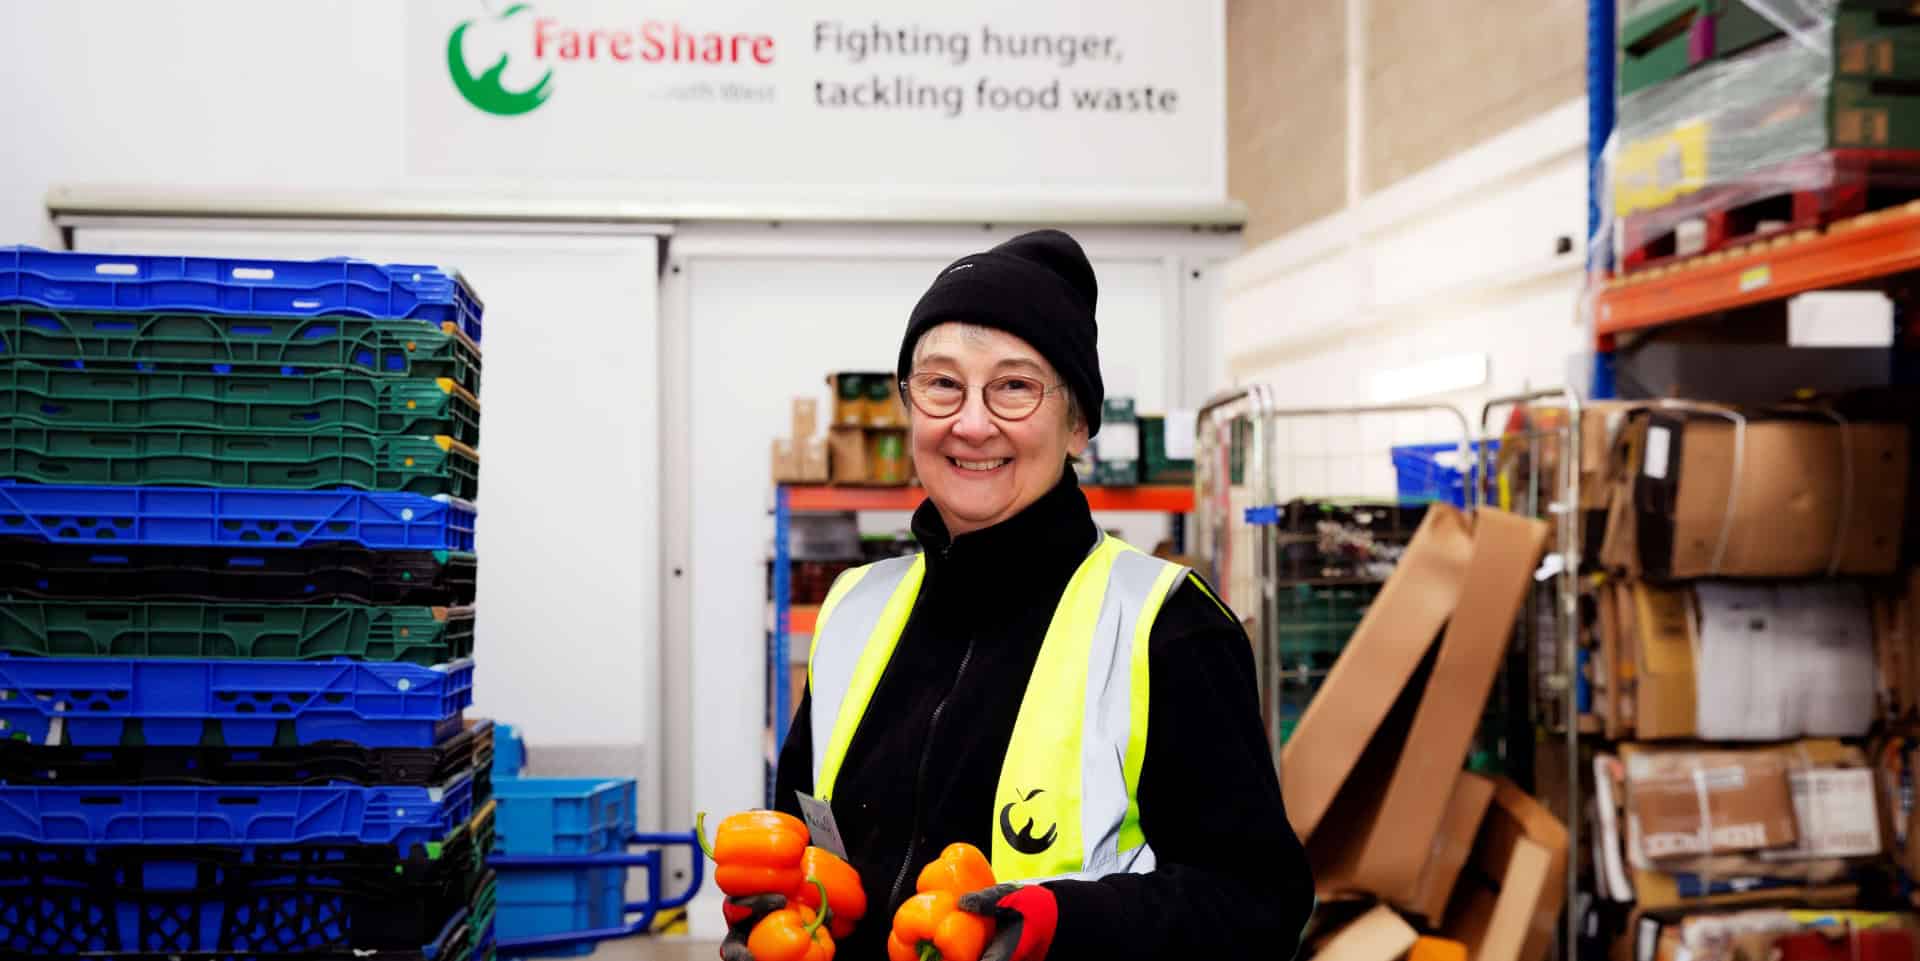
[{"x1": 447, "y1": 3, "x2": 553, "y2": 116}]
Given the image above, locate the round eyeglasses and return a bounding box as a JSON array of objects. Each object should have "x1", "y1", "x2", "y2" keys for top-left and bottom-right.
[{"x1": 901, "y1": 371, "x2": 1068, "y2": 421}]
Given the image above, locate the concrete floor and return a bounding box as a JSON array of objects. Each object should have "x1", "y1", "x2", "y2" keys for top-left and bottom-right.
[{"x1": 565, "y1": 937, "x2": 720, "y2": 961}]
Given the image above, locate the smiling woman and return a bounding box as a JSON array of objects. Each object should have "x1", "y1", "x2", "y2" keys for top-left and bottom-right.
[{"x1": 753, "y1": 230, "x2": 1316, "y2": 961}]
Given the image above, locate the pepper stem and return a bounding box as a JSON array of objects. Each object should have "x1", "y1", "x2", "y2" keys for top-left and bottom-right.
[
  {"x1": 693, "y1": 811, "x2": 716, "y2": 861},
  {"x1": 802, "y1": 876, "x2": 830, "y2": 938},
  {"x1": 919, "y1": 943, "x2": 940, "y2": 961}
]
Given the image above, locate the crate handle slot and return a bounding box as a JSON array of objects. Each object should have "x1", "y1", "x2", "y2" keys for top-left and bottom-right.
[
  {"x1": 92, "y1": 264, "x2": 139, "y2": 277},
  {"x1": 79, "y1": 794, "x2": 123, "y2": 805},
  {"x1": 292, "y1": 299, "x2": 322, "y2": 309},
  {"x1": 215, "y1": 795, "x2": 261, "y2": 806},
  {"x1": 231, "y1": 268, "x2": 276, "y2": 281}
]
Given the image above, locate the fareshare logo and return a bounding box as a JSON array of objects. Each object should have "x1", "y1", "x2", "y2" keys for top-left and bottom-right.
[{"x1": 448, "y1": 3, "x2": 554, "y2": 116}]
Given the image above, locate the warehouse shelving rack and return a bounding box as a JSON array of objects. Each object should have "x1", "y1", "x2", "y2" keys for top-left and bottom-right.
[
  {"x1": 762, "y1": 482, "x2": 1197, "y2": 805},
  {"x1": 1197, "y1": 389, "x2": 1586, "y2": 958}
]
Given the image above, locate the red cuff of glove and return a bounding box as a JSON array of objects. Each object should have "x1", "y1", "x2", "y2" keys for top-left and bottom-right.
[{"x1": 1001, "y1": 885, "x2": 1059, "y2": 961}]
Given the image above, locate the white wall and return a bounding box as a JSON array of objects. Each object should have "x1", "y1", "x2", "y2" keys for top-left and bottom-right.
[{"x1": 1221, "y1": 99, "x2": 1593, "y2": 441}]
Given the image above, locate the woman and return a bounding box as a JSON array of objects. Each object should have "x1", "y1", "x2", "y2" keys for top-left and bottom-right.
[{"x1": 736, "y1": 229, "x2": 1314, "y2": 960}]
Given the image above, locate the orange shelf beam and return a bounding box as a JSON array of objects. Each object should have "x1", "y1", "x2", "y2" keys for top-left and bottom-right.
[
  {"x1": 787, "y1": 604, "x2": 820, "y2": 635},
  {"x1": 1595, "y1": 201, "x2": 1920, "y2": 339},
  {"x1": 782, "y1": 484, "x2": 1194, "y2": 513}
]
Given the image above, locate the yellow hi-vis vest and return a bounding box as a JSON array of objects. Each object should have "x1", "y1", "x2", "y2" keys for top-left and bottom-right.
[{"x1": 806, "y1": 533, "x2": 1188, "y2": 883}]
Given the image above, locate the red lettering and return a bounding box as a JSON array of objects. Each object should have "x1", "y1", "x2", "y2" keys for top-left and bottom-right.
[
  {"x1": 531, "y1": 20, "x2": 775, "y2": 67},
  {"x1": 640, "y1": 20, "x2": 666, "y2": 62},
  {"x1": 534, "y1": 17, "x2": 556, "y2": 59}
]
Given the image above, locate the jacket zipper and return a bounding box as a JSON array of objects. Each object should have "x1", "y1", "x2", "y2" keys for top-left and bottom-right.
[{"x1": 886, "y1": 631, "x2": 978, "y2": 913}]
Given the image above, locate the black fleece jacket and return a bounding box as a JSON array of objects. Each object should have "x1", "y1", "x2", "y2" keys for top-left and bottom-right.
[{"x1": 773, "y1": 470, "x2": 1314, "y2": 960}]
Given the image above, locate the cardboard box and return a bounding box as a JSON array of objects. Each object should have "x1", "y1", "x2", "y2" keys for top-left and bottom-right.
[
  {"x1": 1458, "y1": 778, "x2": 1571, "y2": 961},
  {"x1": 1627, "y1": 582, "x2": 1696, "y2": 740},
  {"x1": 1281, "y1": 504, "x2": 1476, "y2": 841},
  {"x1": 1402, "y1": 771, "x2": 1497, "y2": 925},
  {"x1": 1693, "y1": 581, "x2": 1875, "y2": 740},
  {"x1": 1608, "y1": 581, "x2": 1877, "y2": 741},
  {"x1": 1600, "y1": 410, "x2": 1909, "y2": 578},
  {"x1": 1595, "y1": 580, "x2": 1631, "y2": 740},
  {"x1": 1621, "y1": 744, "x2": 1798, "y2": 859},
  {"x1": 1316, "y1": 509, "x2": 1549, "y2": 903},
  {"x1": 1579, "y1": 402, "x2": 1642, "y2": 510},
  {"x1": 1876, "y1": 570, "x2": 1920, "y2": 726},
  {"x1": 771, "y1": 438, "x2": 799, "y2": 483},
  {"x1": 1442, "y1": 837, "x2": 1552, "y2": 961},
  {"x1": 828, "y1": 427, "x2": 868, "y2": 485},
  {"x1": 798, "y1": 438, "x2": 829, "y2": 483},
  {"x1": 792, "y1": 396, "x2": 819, "y2": 443},
  {"x1": 1308, "y1": 905, "x2": 1418, "y2": 961}
]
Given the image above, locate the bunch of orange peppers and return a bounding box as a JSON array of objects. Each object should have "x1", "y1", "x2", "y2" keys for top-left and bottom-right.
[
  {"x1": 698, "y1": 811, "x2": 1004, "y2": 961},
  {"x1": 886, "y1": 843, "x2": 999, "y2": 961},
  {"x1": 697, "y1": 810, "x2": 867, "y2": 961}
]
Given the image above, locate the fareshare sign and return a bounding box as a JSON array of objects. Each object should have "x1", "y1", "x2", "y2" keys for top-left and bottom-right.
[{"x1": 405, "y1": 0, "x2": 1224, "y2": 203}]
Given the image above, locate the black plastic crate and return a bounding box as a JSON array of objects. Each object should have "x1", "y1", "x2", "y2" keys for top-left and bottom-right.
[
  {"x1": 0, "y1": 718, "x2": 494, "y2": 788},
  {"x1": 0, "y1": 540, "x2": 477, "y2": 605},
  {"x1": 1271, "y1": 499, "x2": 1430, "y2": 581},
  {"x1": 0, "y1": 829, "x2": 488, "y2": 955}
]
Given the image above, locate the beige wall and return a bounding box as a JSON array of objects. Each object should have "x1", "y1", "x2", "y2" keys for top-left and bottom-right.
[
  {"x1": 1228, "y1": 0, "x2": 1584, "y2": 243},
  {"x1": 1228, "y1": 0, "x2": 1347, "y2": 247}
]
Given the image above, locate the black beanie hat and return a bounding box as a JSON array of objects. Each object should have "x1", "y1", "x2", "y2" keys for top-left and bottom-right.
[{"x1": 896, "y1": 229, "x2": 1105, "y2": 437}]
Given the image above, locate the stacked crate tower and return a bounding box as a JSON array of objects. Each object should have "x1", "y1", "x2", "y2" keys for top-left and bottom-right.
[
  {"x1": 0, "y1": 247, "x2": 496, "y2": 961},
  {"x1": 1614, "y1": 0, "x2": 1920, "y2": 272}
]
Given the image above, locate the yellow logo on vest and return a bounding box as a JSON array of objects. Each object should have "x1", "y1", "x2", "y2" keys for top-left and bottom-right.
[{"x1": 998, "y1": 788, "x2": 1059, "y2": 855}]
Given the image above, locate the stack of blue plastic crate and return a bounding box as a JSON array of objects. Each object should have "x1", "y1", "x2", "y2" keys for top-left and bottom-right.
[{"x1": 0, "y1": 246, "x2": 496, "y2": 961}]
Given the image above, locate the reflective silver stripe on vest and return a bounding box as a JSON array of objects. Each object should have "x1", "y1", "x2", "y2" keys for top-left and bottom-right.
[
  {"x1": 809, "y1": 554, "x2": 920, "y2": 790},
  {"x1": 1074, "y1": 547, "x2": 1181, "y2": 880}
]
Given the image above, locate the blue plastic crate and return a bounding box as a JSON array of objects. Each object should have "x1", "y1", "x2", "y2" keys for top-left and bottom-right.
[
  {"x1": 496, "y1": 867, "x2": 622, "y2": 959},
  {"x1": 1390, "y1": 440, "x2": 1499, "y2": 509},
  {"x1": 493, "y1": 723, "x2": 526, "y2": 779},
  {"x1": 0, "y1": 246, "x2": 483, "y2": 343},
  {"x1": 0, "y1": 655, "x2": 472, "y2": 748},
  {"x1": 0, "y1": 766, "x2": 475, "y2": 848},
  {"x1": 492, "y1": 778, "x2": 636, "y2": 856},
  {"x1": 0, "y1": 481, "x2": 476, "y2": 551}
]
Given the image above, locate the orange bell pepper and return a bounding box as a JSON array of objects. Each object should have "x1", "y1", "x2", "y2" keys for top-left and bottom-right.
[
  {"x1": 696, "y1": 810, "x2": 810, "y2": 898},
  {"x1": 915, "y1": 842, "x2": 996, "y2": 895},
  {"x1": 790, "y1": 846, "x2": 868, "y2": 939},
  {"x1": 749, "y1": 878, "x2": 837, "y2": 961},
  {"x1": 887, "y1": 890, "x2": 996, "y2": 961}
]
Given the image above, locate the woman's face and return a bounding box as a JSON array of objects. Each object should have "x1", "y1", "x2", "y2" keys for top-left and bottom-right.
[{"x1": 906, "y1": 322, "x2": 1088, "y2": 537}]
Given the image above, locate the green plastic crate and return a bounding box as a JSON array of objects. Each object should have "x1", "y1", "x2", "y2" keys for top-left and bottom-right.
[
  {"x1": 1621, "y1": 2, "x2": 1920, "y2": 96},
  {"x1": 0, "y1": 306, "x2": 482, "y2": 396},
  {"x1": 0, "y1": 425, "x2": 480, "y2": 500},
  {"x1": 1274, "y1": 583, "x2": 1378, "y2": 665},
  {"x1": 1139, "y1": 415, "x2": 1194, "y2": 485},
  {"x1": 0, "y1": 600, "x2": 475, "y2": 665},
  {"x1": 0, "y1": 366, "x2": 481, "y2": 446}
]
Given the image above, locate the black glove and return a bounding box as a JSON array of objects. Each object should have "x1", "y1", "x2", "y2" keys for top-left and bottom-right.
[
  {"x1": 959, "y1": 882, "x2": 1059, "y2": 961},
  {"x1": 718, "y1": 892, "x2": 788, "y2": 961}
]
